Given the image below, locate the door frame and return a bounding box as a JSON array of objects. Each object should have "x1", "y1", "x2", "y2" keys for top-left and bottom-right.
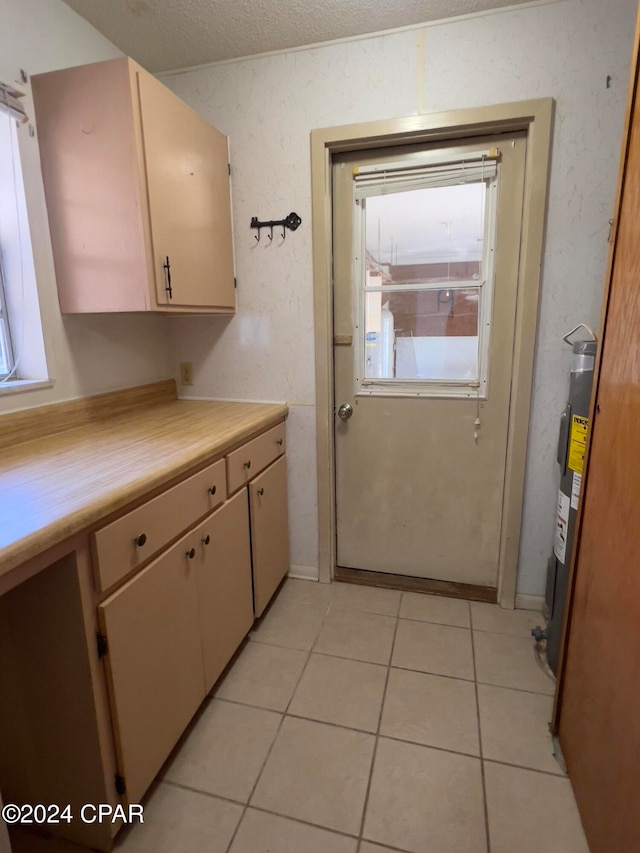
[{"x1": 311, "y1": 99, "x2": 553, "y2": 606}]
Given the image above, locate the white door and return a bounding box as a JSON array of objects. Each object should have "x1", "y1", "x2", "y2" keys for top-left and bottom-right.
[{"x1": 333, "y1": 133, "x2": 527, "y2": 591}]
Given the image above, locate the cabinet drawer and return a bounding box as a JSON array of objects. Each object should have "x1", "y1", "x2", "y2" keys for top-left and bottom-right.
[
  {"x1": 92, "y1": 458, "x2": 226, "y2": 592},
  {"x1": 226, "y1": 422, "x2": 286, "y2": 495}
]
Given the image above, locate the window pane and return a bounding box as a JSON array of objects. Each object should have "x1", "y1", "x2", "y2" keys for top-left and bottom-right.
[
  {"x1": 365, "y1": 182, "x2": 486, "y2": 286},
  {"x1": 0, "y1": 318, "x2": 9, "y2": 376},
  {"x1": 364, "y1": 287, "x2": 480, "y2": 381}
]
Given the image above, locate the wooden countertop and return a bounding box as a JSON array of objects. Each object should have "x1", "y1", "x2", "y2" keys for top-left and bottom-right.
[{"x1": 0, "y1": 382, "x2": 288, "y2": 581}]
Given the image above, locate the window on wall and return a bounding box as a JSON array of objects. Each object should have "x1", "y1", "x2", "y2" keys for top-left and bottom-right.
[
  {"x1": 0, "y1": 261, "x2": 14, "y2": 378},
  {"x1": 0, "y1": 84, "x2": 23, "y2": 380},
  {"x1": 0, "y1": 78, "x2": 48, "y2": 388},
  {"x1": 353, "y1": 150, "x2": 499, "y2": 398}
]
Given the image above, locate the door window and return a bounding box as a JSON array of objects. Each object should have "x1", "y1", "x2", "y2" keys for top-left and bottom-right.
[{"x1": 354, "y1": 151, "x2": 499, "y2": 398}]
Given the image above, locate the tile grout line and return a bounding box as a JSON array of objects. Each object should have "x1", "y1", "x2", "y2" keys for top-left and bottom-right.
[
  {"x1": 164, "y1": 777, "x2": 367, "y2": 846},
  {"x1": 163, "y1": 721, "x2": 569, "y2": 835},
  {"x1": 208, "y1": 584, "x2": 546, "y2": 853},
  {"x1": 163, "y1": 778, "x2": 247, "y2": 809},
  {"x1": 207, "y1": 696, "x2": 565, "y2": 778},
  {"x1": 255, "y1": 601, "x2": 543, "y2": 637},
  {"x1": 243, "y1": 636, "x2": 554, "y2": 697},
  {"x1": 210, "y1": 587, "x2": 552, "y2": 851},
  {"x1": 470, "y1": 600, "x2": 492, "y2": 853},
  {"x1": 221, "y1": 604, "x2": 332, "y2": 853},
  {"x1": 279, "y1": 710, "x2": 482, "y2": 761},
  {"x1": 473, "y1": 756, "x2": 568, "y2": 779},
  {"x1": 357, "y1": 606, "x2": 401, "y2": 844}
]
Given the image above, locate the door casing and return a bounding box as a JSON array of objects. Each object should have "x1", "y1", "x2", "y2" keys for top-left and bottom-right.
[{"x1": 310, "y1": 100, "x2": 554, "y2": 606}]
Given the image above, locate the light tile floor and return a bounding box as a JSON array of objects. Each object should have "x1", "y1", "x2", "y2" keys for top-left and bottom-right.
[{"x1": 10, "y1": 579, "x2": 590, "y2": 853}]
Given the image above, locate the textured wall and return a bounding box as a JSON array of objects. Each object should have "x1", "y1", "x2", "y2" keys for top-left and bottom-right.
[
  {"x1": 164, "y1": 0, "x2": 637, "y2": 592},
  {"x1": 0, "y1": 0, "x2": 171, "y2": 414}
]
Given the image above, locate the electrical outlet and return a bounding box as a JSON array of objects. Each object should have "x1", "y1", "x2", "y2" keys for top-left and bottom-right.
[{"x1": 179, "y1": 362, "x2": 193, "y2": 385}]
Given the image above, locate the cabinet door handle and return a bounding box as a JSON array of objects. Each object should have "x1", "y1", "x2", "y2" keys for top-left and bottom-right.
[
  {"x1": 135, "y1": 533, "x2": 147, "y2": 547},
  {"x1": 186, "y1": 547, "x2": 196, "y2": 560},
  {"x1": 276, "y1": 438, "x2": 283, "y2": 447},
  {"x1": 244, "y1": 460, "x2": 252, "y2": 470},
  {"x1": 208, "y1": 485, "x2": 217, "y2": 496},
  {"x1": 202, "y1": 535, "x2": 211, "y2": 546},
  {"x1": 163, "y1": 256, "x2": 173, "y2": 299},
  {"x1": 257, "y1": 487, "x2": 264, "y2": 496}
]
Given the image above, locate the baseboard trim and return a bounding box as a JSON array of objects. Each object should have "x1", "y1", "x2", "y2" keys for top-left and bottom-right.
[
  {"x1": 334, "y1": 567, "x2": 497, "y2": 603},
  {"x1": 515, "y1": 593, "x2": 545, "y2": 611},
  {"x1": 288, "y1": 565, "x2": 319, "y2": 581}
]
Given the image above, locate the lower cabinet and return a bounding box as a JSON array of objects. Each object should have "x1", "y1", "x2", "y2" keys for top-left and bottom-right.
[
  {"x1": 249, "y1": 455, "x2": 290, "y2": 617},
  {"x1": 195, "y1": 489, "x2": 254, "y2": 693},
  {"x1": 98, "y1": 489, "x2": 253, "y2": 804},
  {"x1": 0, "y1": 419, "x2": 289, "y2": 850},
  {"x1": 98, "y1": 528, "x2": 205, "y2": 805}
]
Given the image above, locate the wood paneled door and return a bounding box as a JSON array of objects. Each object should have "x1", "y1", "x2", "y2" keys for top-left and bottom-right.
[{"x1": 556, "y1": 12, "x2": 640, "y2": 852}]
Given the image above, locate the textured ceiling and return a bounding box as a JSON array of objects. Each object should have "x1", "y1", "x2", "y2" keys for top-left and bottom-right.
[{"x1": 61, "y1": 0, "x2": 544, "y2": 73}]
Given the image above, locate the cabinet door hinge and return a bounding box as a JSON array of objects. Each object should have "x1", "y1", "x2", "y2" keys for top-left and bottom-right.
[
  {"x1": 97, "y1": 633, "x2": 108, "y2": 659},
  {"x1": 228, "y1": 163, "x2": 231, "y2": 176},
  {"x1": 234, "y1": 277, "x2": 237, "y2": 289},
  {"x1": 115, "y1": 774, "x2": 126, "y2": 796}
]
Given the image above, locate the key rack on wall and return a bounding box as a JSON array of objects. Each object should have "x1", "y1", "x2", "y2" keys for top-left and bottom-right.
[{"x1": 250, "y1": 212, "x2": 302, "y2": 242}]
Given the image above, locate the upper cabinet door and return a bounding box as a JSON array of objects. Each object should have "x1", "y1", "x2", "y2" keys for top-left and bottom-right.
[
  {"x1": 136, "y1": 69, "x2": 236, "y2": 311},
  {"x1": 32, "y1": 59, "x2": 152, "y2": 313},
  {"x1": 32, "y1": 57, "x2": 235, "y2": 315}
]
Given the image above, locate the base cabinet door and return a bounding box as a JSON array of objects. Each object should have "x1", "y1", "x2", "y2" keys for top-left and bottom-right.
[
  {"x1": 98, "y1": 531, "x2": 204, "y2": 804},
  {"x1": 195, "y1": 489, "x2": 254, "y2": 693},
  {"x1": 249, "y1": 455, "x2": 290, "y2": 617}
]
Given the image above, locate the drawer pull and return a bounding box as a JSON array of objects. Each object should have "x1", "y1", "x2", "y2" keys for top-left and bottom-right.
[
  {"x1": 202, "y1": 535, "x2": 211, "y2": 546},
  {"x1": 186, "y1": 548, "x2": 196, "y2": 560},
  {"x1": 276, "y1": 438, "x2": 283, "y2": 447},
  {"x1": 208, "y1": 485, "x2": 217, "y2": 496},
  {"x1": 135, "y1": 533, "x2": 147, "y2": 548},
  {"x1": 257, "y1": 487, "x2": 265, "y2": 496},
  {"x1": 244, "y1": 460, "x2": 252, "y2": 470}
]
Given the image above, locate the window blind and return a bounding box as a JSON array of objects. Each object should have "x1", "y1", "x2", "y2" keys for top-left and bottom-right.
[
  {"x1": 0, "y1": 83, "x2": 27, "y2": 123},
  {"x1": 354, "y1": 149, "x2": 498, "y2": 198}
]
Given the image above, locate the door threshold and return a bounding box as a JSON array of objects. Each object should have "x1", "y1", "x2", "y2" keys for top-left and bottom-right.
[{"x1": 334, "y1": 567, "x2": 497, "y2": 603}]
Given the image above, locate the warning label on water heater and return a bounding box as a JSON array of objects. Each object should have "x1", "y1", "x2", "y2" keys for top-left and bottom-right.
[
  {"x1": 568, "y1": 415, "x2": 589, "y2": 475},
  {"x1": 554, "y1": 491, "x2": 570, "y2": 564},
  {"x1": 570, "y1": 471, "x2": 582, "y2": 510}
]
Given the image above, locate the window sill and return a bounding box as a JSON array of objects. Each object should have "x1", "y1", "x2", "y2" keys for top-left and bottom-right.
[{"x1": 0, "y1": 378, "x2": 54, "y2": 396}]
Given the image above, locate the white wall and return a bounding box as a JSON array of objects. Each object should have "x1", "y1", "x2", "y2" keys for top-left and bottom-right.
[
  {"x1": 0, "y1": 0, "x2": 171, "y2": 414},
  {"x1": 164, "y1": 0, "x2": 636, "y2": 594}
]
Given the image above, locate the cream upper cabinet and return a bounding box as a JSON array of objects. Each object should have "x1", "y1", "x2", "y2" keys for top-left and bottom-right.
[{"x1": 31, "y1": 57, "x2": 235, "y2": 314}]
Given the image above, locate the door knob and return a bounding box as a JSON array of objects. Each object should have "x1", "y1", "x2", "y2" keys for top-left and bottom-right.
[{"x1": 337, "y1": 403, "x2": 353, "y2": 420}]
